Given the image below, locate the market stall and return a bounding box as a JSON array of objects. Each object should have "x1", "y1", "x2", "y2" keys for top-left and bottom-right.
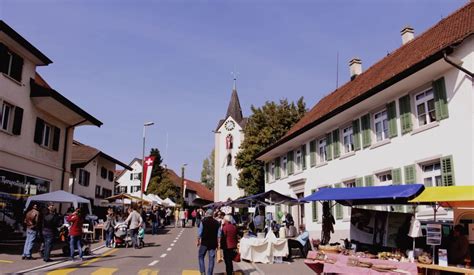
[
  {"x1": 24, "y1": 190, "x2": 92, "y2": 214},
  {"x1": 301, "y1": 184, "x2": 426, "y2": 274}
]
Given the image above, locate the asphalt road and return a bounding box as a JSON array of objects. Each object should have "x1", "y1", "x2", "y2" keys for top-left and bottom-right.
[{"x1": 16, "y1": 225, "x2": 248, "y2": 275}]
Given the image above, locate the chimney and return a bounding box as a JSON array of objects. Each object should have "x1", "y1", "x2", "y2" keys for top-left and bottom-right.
[
  {"x1": 401, "y1": 26, "x2": 414, "y2": 45},
  {"x1": 349, "y1": 58, "x2": 362, "y2": 80}
]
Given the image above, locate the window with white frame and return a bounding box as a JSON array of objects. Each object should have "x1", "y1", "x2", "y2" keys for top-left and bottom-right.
[
  {"x1": 78, "y1": 169, "x2": 90, "y2": 187},
  {"x1": 0, "y1": 101, "x2": 13, "y2": 132},
  {"x1": 132, "y1": 185, "x2": 141, "y2": 192},
  {"x1": 295, "y1": 149, "x2": 302, "y2": 172},
  {"x1": 318, "y1": 138, "x2": 327, "y2": 163},
  {"x1": 422, "y1": 161, "x2": 441, "y2": 187},
  {"x1": 374, "y1": 110, "x2": 389, "y2": 142},
  {"x1": 415, "y1": 89, "x2": 436, "y2": 127},
  {"x1": 342, "y1": 126, "x2": 354, "y2": 153},
  {"x1": 130, "y1": 172, "x2": 141, "y2": 180},
  {"x1": 41, "y1": 122, "x2": 53, "y2": 149},
  {"x1": 377, "y1": 171, "x2": 392, "y2": 185},
  {"x1": 270, "y1": 161, "x2": 275, "y2": 181},
  {"x1": 282, "y1": 156, "x2": 287, "y2": 177}
]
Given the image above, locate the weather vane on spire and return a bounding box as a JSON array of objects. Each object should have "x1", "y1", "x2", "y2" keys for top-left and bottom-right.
[{"x1": 231, "y1": 70, "x2": 239, "y2": 91}]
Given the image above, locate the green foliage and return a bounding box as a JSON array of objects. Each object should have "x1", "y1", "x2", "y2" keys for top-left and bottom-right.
[
  {"x1": 200, "y1": 149, "x2": 215, "y2": 190},
  {"x1": 235, "y1": 97, "x2": 306, "y2": 195},
  {"x1": 146, "y1": 148, "x2": 179, "y2": 200}
]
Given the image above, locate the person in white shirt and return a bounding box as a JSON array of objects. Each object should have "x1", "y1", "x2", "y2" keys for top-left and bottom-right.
[{"x1": 124, "y1": 206, "x2": 143, "y2": 249}]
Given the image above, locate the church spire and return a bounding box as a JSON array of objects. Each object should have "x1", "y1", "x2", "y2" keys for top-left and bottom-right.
[{"x1": 226, "y1": 77, "x2": 243, "y2": 123}]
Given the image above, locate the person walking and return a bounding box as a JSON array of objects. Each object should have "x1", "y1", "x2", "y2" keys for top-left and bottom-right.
[
  {"x1": 41, "y1": 202, "x2": 60, "y2": 262},
  {"x1": 66, "y1": 208, "x2": 84, "y2": 261},
  {"x1": 184, "y1": 209, "x2": 189, "y2": 227},
  {"x1": 174, "y1": 208, "x2": 180, "y2": 228},
  {"x1": 191, "y1": 209, "x2": 197, "y2": 227},
  {"x1": 165, "y1": 208, "x2": 172, "y2": 226},
  {"x1": 22, "y1": 203, "x2": 40, "y2": 260},
  {"x1": 179, "y1": 208, "x2": 186, "y2": 228},
  {"x1": 197, "y1": 209, "x2": 220, "y2": 275},
  {"x1": 196, "y1": 208, "x2": 202, "y2": 228},
  {"x1": 150, "y1": 206, "x2": 159, "y2": 235},
  {"x1": 124, "y1": 206, "x2": 143, "y2": 249},
  {"x1": 159, "y1": 207, "x2": 166, "y2": 229},
  {"x1": 104, "y1": 208, "x2": 117, "y2": 247},
  {"x1": 221, "y1": 215, "x2": 238, "y2": 275}
]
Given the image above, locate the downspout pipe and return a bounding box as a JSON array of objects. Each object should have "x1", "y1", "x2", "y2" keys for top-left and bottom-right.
[
  {"x1": 443, "y1": 51, "x2": 473, "y2": 78},
  {"x1": 60, "y1": 119, "x2": 87, "y2": 192}
]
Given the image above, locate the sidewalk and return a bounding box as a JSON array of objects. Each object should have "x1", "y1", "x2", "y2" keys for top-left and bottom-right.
[{"x1": 0, "y1": 237, "x2": 105, "y2": 274}]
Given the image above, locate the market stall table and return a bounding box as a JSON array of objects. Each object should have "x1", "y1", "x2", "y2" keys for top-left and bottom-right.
[
  {"x1": 239, "y1": 231, "x2": 288, "y2": 264},
  {"x1": 94, "y1": 223, "x2": 105, "y2": 241},
  {"x1": 306, "y1": 253, "x2": 418, "y2": 274}
]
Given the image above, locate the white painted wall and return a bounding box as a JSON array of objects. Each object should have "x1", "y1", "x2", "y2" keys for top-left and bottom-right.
[
  {"x1": 214, "y1": 116, "x2": 245, "y2": 202},
  {"x1": 116, "y1": 159, "x2": 142, "y2": 194},
  {"x1": 263, "y1": 37, "x2": 474, "y2": 240}
]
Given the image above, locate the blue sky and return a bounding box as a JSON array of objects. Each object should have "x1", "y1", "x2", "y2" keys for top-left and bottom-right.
[{"x1": 0, "y1": 0, "x2": 466, "y2": 181}]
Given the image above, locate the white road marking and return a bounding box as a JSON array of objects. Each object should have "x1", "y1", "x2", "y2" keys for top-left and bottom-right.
[
  {"x1": 148, "y1": 260, "x2": 159, "y2": 266},
  {"x1": 173, "y1": 240, "x2": 177, "y2": 243},
  {"x1": 160, "y1": 253, "x2": 167, "y2": 258},
  {"x1": 167, "y1": 247, "x2": 172, "y2": 251},
  {"x1": 170, "y1": 243, "x2": 175, "y2": 246}
]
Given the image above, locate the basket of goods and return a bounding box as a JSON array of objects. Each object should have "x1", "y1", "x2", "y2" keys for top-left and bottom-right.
[
  {"x1": 378, "y1": 251, "x2": 402, "y2": 261},
  {"x1": 357, "y1": 261, "x2": 373, "y2": 268},
  {"x1": 371, "y1": 264, "x2": 397, "y2": 272},
  {"x1": 418, "y1": 253, "x2": 432, "y2": 264},
  {"x1": 324, "y1": 257, "x2": 337, "y2": 264},
  {"x1": 313, "y1": 251, "x2": 327, "y2": 261},
  {"x1": 319, "y1": 245, "x2": 341, "y2": 254}
]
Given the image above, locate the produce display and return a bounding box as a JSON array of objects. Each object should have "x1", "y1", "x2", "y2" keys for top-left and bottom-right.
[
  {"x1": 377, "y1": 251, "x2": 404, "y2": 261},
  {"x1": 417, "y1": 253, "x2": 433, "y2": 264},
  {"x1": 318, "y1": 245, "x2": 341, "y2": 253}
]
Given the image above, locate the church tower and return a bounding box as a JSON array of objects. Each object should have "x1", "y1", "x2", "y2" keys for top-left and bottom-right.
[{"x1": 214, "y1": 79, "x2": 247, "y2": 202}]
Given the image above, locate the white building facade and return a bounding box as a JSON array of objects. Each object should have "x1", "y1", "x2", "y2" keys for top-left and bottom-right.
[
  {"x1": 0, "y1": 21, "x2": 101, "y2": 228},
  {"x1": 214, "y1": 83, "x2": 247, "y2": 202},
  {"x1": 258, "y1": 4, "x2": 473, "y2": 240},
  {"x1": 115, "y1": 158, "x2": 143, "y2": 195}
]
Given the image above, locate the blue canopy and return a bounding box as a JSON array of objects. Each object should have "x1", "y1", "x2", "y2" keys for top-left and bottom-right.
[{"x1": 301, "y1": 184, "x2": 425, "y2": 206}]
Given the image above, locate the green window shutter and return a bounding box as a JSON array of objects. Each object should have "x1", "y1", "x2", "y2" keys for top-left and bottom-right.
[
  {"x1": 441, "y1": 155, "x2": 455, "y2": 186},
  {"x1": 364, "y1": 175, "x2": 374, "y2": 186},
  {"x1": 309, "y1": 140, "x2": 316, "y2": 167},
  {"x1": 386, "y1": 101, "x2": 398, "y2": 138},
  {"x1": 332, "y1": 129, "x2": 340, "y2": 159},
  {"x1": 326, "y1": 133, "x2": 333, "y2": 161},
  {"x1": 433, "y1": 77, "x2": 449, "y2": 121},
  {"x1": 392, "y1": 168, "x2": 402, "y2": 185},
  {"x1": 404, "y1": 165, "x2": 416, "y2": 184},
  {"x1": 311, "y1": 189, "x2": 318, "y2": 222},
  {"x1": 361, "y1": 114, "x2": 372, "y2": 148},
  {"x1": 355, "y1": 177, "x2": 364, "y2": 187},
  {"x1": 275, "y1": 158, "x2": 281, "y2": 179},
  {"x1": 301, "y1": 144, "x2": 307, "y2": 170},
  {"x1": 335, "y1": 184, "x2": 343, "y2": 220},
  {"x1": 287, "y1": 151, "x2": 294, "y2": 175},
  {"x1": 399, "y1": 95, "x2": 413, "y2": 134},
  {"x1": 352, "y1": 119, "x2": 361, "y2": 150},
  {"x1": 265, "y1": 163, "x2": 269, "y2": 183}
]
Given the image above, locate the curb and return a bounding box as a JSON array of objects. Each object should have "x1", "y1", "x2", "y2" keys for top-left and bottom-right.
[{"x1": 15, "y1": 244, "x2": 106, "y2": 274}]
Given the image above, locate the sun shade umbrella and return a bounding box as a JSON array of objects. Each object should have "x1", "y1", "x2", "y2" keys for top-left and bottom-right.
[{"x1": 409, "y1": 185, "x2": 474, "y2": 208}]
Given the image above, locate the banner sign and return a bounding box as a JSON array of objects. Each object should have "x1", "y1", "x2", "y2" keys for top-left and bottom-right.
[{"x1": 141, "y1": 156, "x2": 155, "y2": 192}]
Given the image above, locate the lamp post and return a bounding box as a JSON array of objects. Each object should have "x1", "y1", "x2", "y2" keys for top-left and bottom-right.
[
  {"x1": 181, "y1": 163, "x2": 187, "y2": 206},
  {"x1": 141, "y1": 121, "x2": 154, "y2": 202}
]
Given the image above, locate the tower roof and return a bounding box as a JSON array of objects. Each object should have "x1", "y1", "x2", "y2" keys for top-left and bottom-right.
[{"x1": 216, "y1": 82, "x2": 247, "y2": 131}]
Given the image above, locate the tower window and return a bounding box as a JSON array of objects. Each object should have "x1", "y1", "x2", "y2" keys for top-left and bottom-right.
[
  {"x1": 227, "y1": 153, "x2": 232, "y2": 166},
  {"x1": 226, "y1": 134, "x2": 233, "y2": 149},
  {"x1": 227, "y1": 174, "x2": 232, "y2": 186}
]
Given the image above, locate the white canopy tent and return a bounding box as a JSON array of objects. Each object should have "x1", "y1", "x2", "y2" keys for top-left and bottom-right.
[
  {"x1": 164, "y1": 198, "x2": 176, "y2": 207},
  {"x1": 129, "y1": 191, "x2": 164, "y2": 205},
  {"x1": 148, "y1": 194, "x2": 164, "y2": 205},
  {"x1": 25, "y1": 190, "x2": 92, "y2": 214}
]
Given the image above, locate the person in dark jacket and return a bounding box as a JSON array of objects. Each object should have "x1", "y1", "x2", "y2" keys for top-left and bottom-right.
[
  {"x1": 150, "y1": 206, "x2": 158, "y2": 235},
  {"x1": 104, "y1": 208, "x2": 116, "y2": 247},
  {"x1": 197, "y1": 209, "x2": 220, "y2": 275},
  {"x1": 448, "y1": 224, "x2": 470, "y2": 265},
  {"x1": 66, "y1": 208, "x2": 84, "y2": 261},
  {"x1": 221, "y1": 215, "x2": 238, "y2": 275},
  {"x1": 42, "y1": 202, "x2": 60, "y2": 262}
]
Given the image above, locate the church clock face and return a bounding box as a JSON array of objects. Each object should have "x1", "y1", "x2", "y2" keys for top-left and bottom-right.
[{"x1": 225, "y1": 120, "x2": 235, "y2": 131}]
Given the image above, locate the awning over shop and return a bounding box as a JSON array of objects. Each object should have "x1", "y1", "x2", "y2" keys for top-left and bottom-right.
[
  {"x1": 409, "y1": 185, "x2": 474, "y2": 208},
  {"x1": 301, "y1": 184, "x2": 425, "y2": 206}
]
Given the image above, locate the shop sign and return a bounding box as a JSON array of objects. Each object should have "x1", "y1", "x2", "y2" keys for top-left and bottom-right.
[{"x1": 0, "y1": 169, "x2": 50, "y2": 195}]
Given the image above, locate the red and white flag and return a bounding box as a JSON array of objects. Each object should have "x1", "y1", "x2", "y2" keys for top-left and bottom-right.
[{"x1": 142, "y1": 156, "x2": 155, "y2": 193}]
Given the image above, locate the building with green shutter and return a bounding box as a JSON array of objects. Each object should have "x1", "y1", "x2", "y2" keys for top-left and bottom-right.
[
  {"x1": 256, "y1": 3, "x2": 473, "y2": 240},
  {"x1": 0, "y1": 21, "x2": 102, "y2": 228}
]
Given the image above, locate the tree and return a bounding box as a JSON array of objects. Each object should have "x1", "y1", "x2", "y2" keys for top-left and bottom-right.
[
  {"x1": 235, "y1": 98, "x2": 306, "y2": 195},
  {"x1": 200, "y1": 149, "x2": 215, "y2": 190},
  {"x1": 146, "y1": 148, "x2": 179, "y2": 200}
]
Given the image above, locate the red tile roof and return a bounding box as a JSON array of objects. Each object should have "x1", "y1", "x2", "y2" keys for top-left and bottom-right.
[
  {"x1": 166, "y1": 169, "x2": 214, "y2": 202},
  {"x1": 258, "y1": 2, "x2": 473, "y2": 157},
  {"x1": 71, "y1": 140, "x2": 132, "y2": 170}
]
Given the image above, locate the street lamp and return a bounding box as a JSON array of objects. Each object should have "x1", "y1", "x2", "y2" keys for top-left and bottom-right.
[
  {"x1": 141, "y1": 121, "x2": 154, "y2": 201},
  {"x1": 181, "y1": 163, "x2": 188, "y2": 206}
]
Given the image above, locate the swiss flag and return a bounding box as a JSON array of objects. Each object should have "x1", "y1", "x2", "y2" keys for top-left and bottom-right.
[{"x1": 142, "y1": 156, "x2": 156, "y2": 193}]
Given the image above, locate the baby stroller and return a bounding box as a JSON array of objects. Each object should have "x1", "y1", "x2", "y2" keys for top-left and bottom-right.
[
  {"x1": 114, "y1": 223, "x2": 130, "y2": 248},
  {"x1": 137, "y1": 227, "x2": 145, "y2": 248},
  {"x1": 59, "y1": 225, "x2": 91, "y2": 256}
]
